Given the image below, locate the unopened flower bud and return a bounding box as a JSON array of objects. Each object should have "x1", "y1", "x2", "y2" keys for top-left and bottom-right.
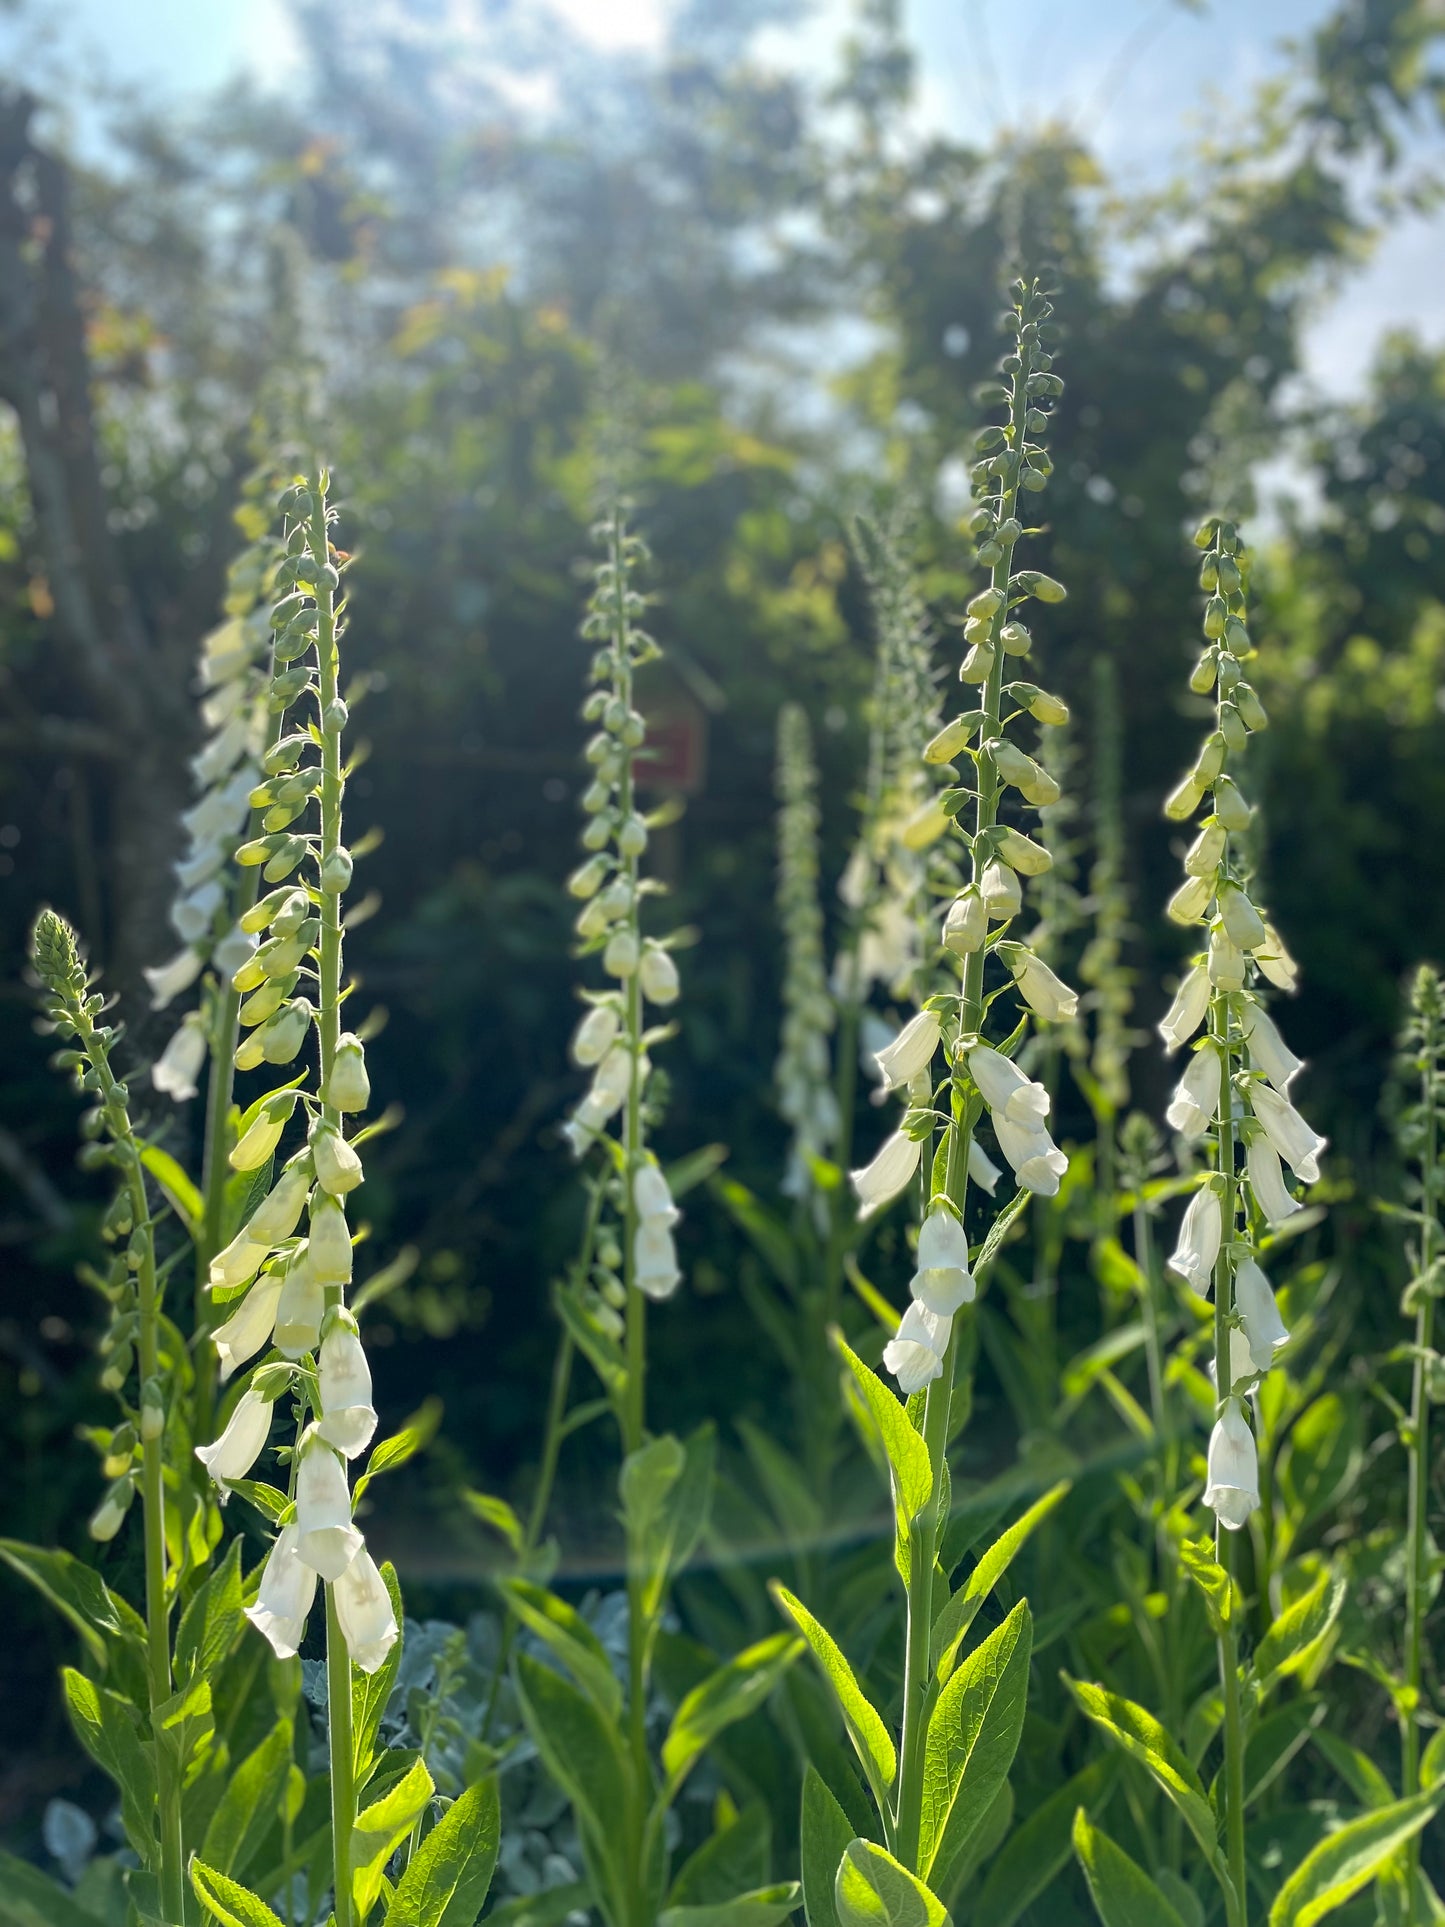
[
  {"x1": 959, "y1": 640, "x2": 995, "y2": 684},
  {"x1": 232, "y1": 1091, "x2": 298, "y2": 1171},
  {"x1": 639, "y1": 945, "x2": 680, "y2": 1005},
  {"x1": 996, "y1": 826, "x2": 1052, "y2": 875},
  {"x1": 569, "y1": 856, "x2": 610, "y2": 900},
  {"x1": 308, "y1": 1195, "x2": 353, "y2": 1286},
  {"x1": 617, "y1": 815, "x2": 648, "y2": 857},
  {"x1": 1193, "y1": 732, "x2": 1226, "y2": 785},
  {"x1": 1218, "y1": 882, "x2": 1267, "y2": 953},
  {"x1": 311, "y1": 1122, "x2": 364, "y2": 1195},
  {"x1": 1164, "y1": 773, "x2": 1205, "y2": 822},
  {"x1": 900, "y1": 800, "x2": 950, "y2": 850},
  {"x1": 604, "y1": 929, "x2": 639, "y2": 978},
  {"x1": 1208, "y1": 922, "x2": 1248, "y2": 991},
  {"x1": 981, "y1": 860, "x2": 1022, "y2": 921},
  {"x1": 274, "y1": 1248, "x2": 325, "y2": 1357},
  {"x1": 1234, "y1": 682, "x2": 1268, "y2": 731},
  {"x1": 1213, "y1": 775, "x2": 1251, "y2": 833},
  {"x1": 325, "y1": 1034, "x2": 370, "y2": 1112},
  {"x1": 1189, "y1": 651, "x2": 1218, "y2": 695},
  {"x1": 1168, "y1": 874, "x2": 1212, "y2": 925},
  {"x1": 89, "y1": 1476, "x2": 136, "y2": 1543},
  {"x1": 261, "y1": 999, "x2": 312, "y2": 1064},
  {"x1": 942, "y1": 888, "x2": 986, "y2": 955},
  {"x1": 321, "y1": 847, "x2": 353, "y2": 893},
  {"x1": 1184, "y1": 821, "x2": 1226, "y2": 878}
]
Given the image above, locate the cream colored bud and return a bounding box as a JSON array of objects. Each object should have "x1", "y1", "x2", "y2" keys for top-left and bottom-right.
[
  {"x1": 312, "y1": 1122, "x2": 364, "y2": 1196},
  {"x1": 981, "y1": 860, "x2": 1022, "y2": 921},
  {"x1": 959, "y1": 640, "x2": 995, "y2": 684},
  {"x1": 1213, "y1": 776, "x2": 1251, "y2": 832},
  {"x1": 996, "y1": 826, "x2": 1052, "y2": 875},
  {"x1": 1167, "y1": 874, "x2": 1213, "y2": 926},
  {"x1": 308, "y1": 1195, "x2": 353, "y2": 1287},
  {"x1": 1218, "y1": 882, "x2": 1267, "y2": 952},
  {"x1": 942, "y1": 888, "x2": 986, "y2": 955},
  {"x1": 900, "y1": 800, "x2": 950, "y2": 851},
  {"x1": 639, "y1": 945, "x2": 680, "y2": 1005},
  {"x1": 1184, "y1": 821, "x2": 1226, "y2": 879},
  {"x1": 325, "y1": 1034, "x2": 370, "y2": 1112}
]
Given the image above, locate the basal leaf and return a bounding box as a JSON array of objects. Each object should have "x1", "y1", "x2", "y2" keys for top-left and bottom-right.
[
  {"x1": 176, "y1": 1537, "x2": 245, "y2": 1685},
  {"x1": 500, "y1": 1579, "x2": 621, "y2": 1721},
  {"x1": 919, "y1": 1601, "x2": 1031, "y2": 1894},
  {"x1": 659, "y1": 1885, "x2": 803, "y2": 1927},
  {"x1": 200, "y1": 1717, "x2": 293, "y2": 1882},
  {"x1": 1254, "y1": 1570, "x2": 1345, "y2": 1691}
]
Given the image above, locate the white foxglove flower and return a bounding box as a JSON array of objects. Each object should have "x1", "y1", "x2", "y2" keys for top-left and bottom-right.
[
  {"x1": 89, "y1": 1478, "x2": 133, "y2": 1544},
  {"x1": 981, "y1": 860, "x2": 1022, "y2": 921},
  {"x1": 152, "y1": 1017, "x2": 207, "y2": 1102},
  {"x1": 1255, "y1": 922, "x2": 1299, "y2": 993},
  {"x1": 316, "y1": 1312, "x2": 377, "y2": 1458},
  {"x1": 999, "y1": 947, "x2": 1079, "y2": 1022},
  {"x1": 967, "y1": 1045, "x2": 1049, "y2": 1126},
  {"x1": 294, "y1": 1436, "x2": 363, "y2": 1581},
  {"x1": 195, "y1": 1388, "x2": 272, "y2": 1492},
  {"x1": 245, "y1": 1523, "x2": 318, "y2": 1660},
  {"x1": 274, "y1": 1249, "x2": 325, "y2": 1358},
  {"x1": 231, "y1": 1093, "x2": 296, "y2": 1171},
  {"x1": 1184, "y1": 821, "x2": 1226, "y2": 878},
  {"x1": 1168, "y1": 874, "x2": 1213, "y2": 925},
  {"x1": 144, "y1": 946, "x2": 203, "y2": 1012},
  {"x1": 572, "y1": 1002, "x2": 620, "y2": 1067},
  {"x1": 307, "y1": 1196, "x2": 353, "y2": 1287},
  {"x1": 312, "y1": 1123, "x2": 364, "y2": 1196},
  {"x1": 910, "y1": 1207, "x2": 975, "y2": 1315},
  {"x1": 993, "y1": 1116, "x2": 1068, "y2": 1197},
  {"x1": 212, "y1": 1273, "x2": 283, "y2": 1382},
  {"x1": 633, "y1": 1162, "x2": 677, "y2": 1224},
  {"x1": 1166, "y1": 1043, "x2": 1221, "y2": 1140},
  {"x1": 1234, "y1": 1256, "x2": 1288, "y2": 1373},
  {"x1": 1158, "y1": 963, "x2": 1210, "y2": 1054},
  {"x1": 214, "y1": 923, "x2": 257, "y2": 981},
  {"x1": 883, "y1": 1301, "x2": 951, "y2": 1395},
  {"x1": 968, "y1": 1137, "x2": 1001, "y2": 1196},
  {"x1": 210, "y1": 1233, "x2": 268, "y2": 1295},
  {"x1": 995, "y1": 826, "x2": 1052, "y2": 875},
  {"x1": 603, "y1": 929, "x2": 640, "y2": 978},
  {"x1": 590, "y1": 1043, "x2": 635, "y2": 1118},
  {"x1": 850, "y1": 1129, "x2": 923, "y2": 1219},
  {"x1": 332, "y1": 1547, "x2": 398, "y2": 1674},
  {"x1": 874, "y1": 1010, "x2": 941, "y2": 1093},
  {"x1": 639, "y1": 946, "x2": 680, "y2": 1005},
  {"x1": 324, "y1": 1034, "x2": 370, "y2": 1113},
  {"x1": 634, "y1": 1217, "x2": 681, "y2": 1300},
  {"x1": 942, "y1": 888, "x2": 986, "y2": 956},
  {"x1": 1218, "y1": 882, "x2": 1267, "y2": 953},
  {"x1": 1167, "y1": 1184, "x2": 1221, "y2": 1294},
  {"x1": 245, "y1": 1164, "x2": 311, "y2": 1246},
  {"x1": 1204, "y1": 1400, "x2": 1260, "y2": 1531},
  {"x1": 1239, "y1": 999, "x2": 1302, "y2": 1091},
  {"x1": 171, "y1": 878, "x2": 225, "y2": 946},
  {"x1": 1249, "y1": 1081, "x2": 1326, "y2": 1184},
  {"x1": 562, "y1": 1092, "x2": 611, "y2": 1155},
  {"x1": 1246, "y1": 1133, "x2": 1300, "y2": 1226},
  {"x1": 1207, "y1": 922, "x2": 1247, "y2": 991}
]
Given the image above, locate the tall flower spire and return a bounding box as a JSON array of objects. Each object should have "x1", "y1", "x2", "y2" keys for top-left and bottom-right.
[{"x1": 774, "y1": 703, "x2": 839, "y2": 1206}]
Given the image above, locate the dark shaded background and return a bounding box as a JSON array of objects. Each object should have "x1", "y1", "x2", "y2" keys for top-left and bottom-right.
[{"x1": 2, "y1": 0, "x2": 1444, "y2": 1844}]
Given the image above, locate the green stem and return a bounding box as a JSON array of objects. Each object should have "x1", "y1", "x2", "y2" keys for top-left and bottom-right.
[
  {"x1": 325, "y1": 1584, "x2": 356, "y2": 1927},
  {"x1": 1403, "y1": 1018, "x2": 1438, "y2": 1864}
]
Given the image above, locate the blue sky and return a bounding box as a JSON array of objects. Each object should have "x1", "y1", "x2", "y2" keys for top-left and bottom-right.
[{"x1": 4, "y1": 0, "x2": 1441, "y2": 399}]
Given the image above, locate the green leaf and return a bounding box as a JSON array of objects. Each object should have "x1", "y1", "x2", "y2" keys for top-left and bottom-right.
[
  {"x1": 555, "y1": 1284, "x2": 626, "y2": 1400},
  {"x1": 668, "y1": 1805, "x2": 771, "y2": 1911},
  {"x1": 226, "y1": 1480, "x2": 289, "y2": 1523},
  {"x1": 139, "y1": 1143, "x2": 203, "y2": 1240},
  {"x1": 0, "y1": 1539, "x2": 146, "y2": 1674},
  {"x1": 973, "y1": 1186, "x2": 1031, "y2": 1274},
  {"x1": 834, "y1": 1840, "x2": 949, "y2": 1927},
  {"x1": 154, "y1": 1675, "x2": 217, "y2": 1784},
  {"x1": 801, "y1": 1767, "x2": 857, "y2": 1927},
  {"x1": 461, "y1": 1491, "x2": 524, "y2": 1554},
  {"x1": 61, "y1": 1667, "x2": 155, "y2": 1857},
  {"x1": 353, "y1": 1399, "x2": 442, "y2": 1505},
  {"x1": 189, "y1": 1859, "x2": 287, "y2": 1927},
  {"x1": 1254, "y1": 1570, "x2": 1344, "y2": 1689},
  {"x1": 834, "y1": 1335, "x2": 932, "y2": 1577},
  {"x1": 1268, "y1": 1785, "x2": 1445, "y2": 1927},
  {"x1": 499, "y1": 1579, "x2": 621, "y2": 1721},
  {"x1": 1422, "y1": 1726, "x2": 1445, "y2": 1787},
  {"x1": 662, "y1": 1632, "x2": 804, "y2": 1789},
  {"x1": 773, "y1": 1584, "x2": 896, "y2": 1801},
  {"x1": 713, "y1": 1175, "x2": 800, "y2": 1291},
  {"x1": 352, "y1": 1756, "x2": 437, "y2": 1920},
  {"x1": 659, "y1": 1885, "x2": 803, "y2": 1927},
  {"x1": 621, "y1": 1426, "x2": 716, "y2": 1621},
  {"x1": 353, "y1": 1561, "x2": 405, "y2": 1782},
  {"x1": 932, "y1": 1483, "x2": 1067, "y2": 1686},
  {"x1": 200, "y1": 1717, "x2": 294, "y2": 1881},
  {"x1": 1176, "y1": 1537, "x2": 1236, "y2": 1633},
  {"x1": 176, "y1": 1537, "x2": 245, "y2": 1685},
  {"x1": 1311, "y1": 1731, "x2": 1394, "y2": 1809},
  {"x1": 383, "y1": 1776, "x2": 501, "y2": 1927},
  {"x1": 919, "y1": 1600, "x2": 1031, "y2": 1893},
  {"x1": 513, "y1": 1651, "x2": 630, "y2": 1904},
  {"x1": 1071, "y1": 1810, "x2": 1188, "y2": 1927},
  {"x1": 484, "y1": 1886, "x2": 592, "y2": 1927},
  {"x1": 975, "y1": 1759, "x2": 1116, "y2": 1927},
  {"x1": 1063, "y1": 1677, "x2": 1221, "y2": 1872},
  {"x1": 0, "y1": 1850, "x2": 109, "y2": 1927}
]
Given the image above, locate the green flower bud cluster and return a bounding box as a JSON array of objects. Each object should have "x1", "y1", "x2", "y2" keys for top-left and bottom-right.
[{"x1": 774, "y1": 703, "x2": 838, "y2": 1208}]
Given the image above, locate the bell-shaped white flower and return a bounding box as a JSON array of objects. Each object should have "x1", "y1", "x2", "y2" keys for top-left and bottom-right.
[
  {"x1": 980, "y1": 860, "x2": 1022, "y2": 922},
  {"x1": 210, "y1": 1233, "x2": 268, "y2": 1296},
  {"x1": 874, "y1": 1011, "x2": 941, "y2": 1094},
  {"x1": 942, "y1": 888, "x2": 986, "y2": 956},
  {"x1": 998, "y1": 945, "x2": 1079, "y2": 1022},
  {"x1": 572, "y1": 1003, "x2": 620, "y2": 1067},
  {"x1": 1249, "y1": 1080, "x2": 1326, "y2": 1184},
  {"x1": 312, "y1": 1122, "x2": 364, "y2": 1196},
  {"x1": 231, "y1": 1092, "x2": 296, "y2": 1172},
  {"x1": 1167, "y1": 1184, "x2": 1221, "y2": 1295},
  {"x1": 324, "y1": 1034, "x2": 370, "y2": 1113},
  {"x1": 171, "y1": 878, "x2": 225, "y2": 947},
  {"x1": 316, "y1": 1311, "x2": 378, "y2": 1458},
  {"x1": 1166, "y1": 1043, "x2": 1221, "y2": 1140},
  {"x1": 153, "y1": 1017, "x2": 207, "y2": 1103},
  {"x1": 604, "y1": 928, "x2": 640, "y2": 978},
  {"x1": 639, "y1": 945, "x2": 680, "y2": 1006},
  {"x1": 590, "y1": 1043, "x2": 635, "y2": 1119},
  {"x1": 294, "y1": 1435, "x2": 363, "y2": 1581},
  {"x1": 1255, "y1": 922, "x2": 1299, "y2": 993},
  {"x1": 993, "y1": 1116, "x2": 1068, "y2": 1197},
  {"x1": 1218, "y1": 882, "x2": 1267, "y2": 953},
  {"x1": 633, "y1": 1161, "x2": 677, "y2": 1224},
  {"x1": 214, "y1": 922, "x2": 258, "y2": 981},
  {"x1": 1158, "y1": 963, "x2": 1210, "y2": 1055},
  {"x1": 245, "y1": 1164, "x2": 312, "y2": 1246},
  {"x1": 245, "y1": 1523, "x2": 318, "y2": 1660},
  {"x1": 967, "y1": 1045, "x2": 1049, "y2": 1126},
  {"x1": 883, "y1": 1301, "x2": 951, "y2": 1395},
  {"x1": 1207, "y1": 921, "x2": 1247, "y2": 991},
  {"x1": 195, "y1": 1388, "x2": 273, "y2": 1492},
  {"x1": 968, "y1": 1136, "x2": 1001, "y2": 1196},
  {"x1": 332, "y1": 1546, "x2": 398, "y2": 1674},
  {"x1": 562, "y1": 1092, "x2": 611, "y2": 1155},
  {"x1": 910, "y1": 1207, "x2": 975, "y2": 1315},
  {"x1": 1234, "y1": 1256, "x2": 1288, "y2": 1373},
  {"x1": 1205, "y1": 1399, "x2": 1260, "y2": 1531},
  {"x1": 212, "y1": 1273, "x2": 283, "y2": 1382},
  {"x1": 851, "y1": 1129, "x2": 923, "y2": 1220},
  {"x1": 1168, "y1": 874, "x2": 1213, "y2": 925},
  {"x1": 1246, "y1": 1133, "x2": 1300, "y2": 1226},
  {"x1": 635, "y1": 1216, "x2": 682, "y2": 1300},
  {"x1": 1240, "y1": 999, "x2": 1302, "y2": 1092},
  {"x1": 307, "y1": 1195, "x2": 353, "y2": 1287},
  {"x1": 144, "y1": 945, "x2": 203, "y2": 1012},
  {"x1": 274, "y1": 1248, "x2": 325, "y2": 1358},
  {"x1": 1184, "y1": 820, "x2": 1226, "y2": 879}
]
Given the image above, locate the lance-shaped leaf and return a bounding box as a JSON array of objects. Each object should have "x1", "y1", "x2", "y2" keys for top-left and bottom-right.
[
  {"x1": 0, "y1": 1849, "x2": 110, "y2": 1927},
  {"x1": 662, "y1": 1632, "x2": 803, "y2": 1791},
  {"x1": 200, "y1": 1717, "x2": 294, "y2": 1881},
  {"x1": 1268, "y1": 1784, "x2": 1445, "y2": 1927},
  {"x1": 175, "y1": 1537, "x2": 245, "y2": 1685},
  {"x1": 932, "y1": 1483, "x2": 1067, "y2": 1687},
  {"x1": 514, "y1": 1650, "x2": 631, "y2": 1920},
  {"x1": 659, "y1": 1886, "x2": 803, "y2": 1927},
  {"x1": 499, "y1": 1579, "x2": 621, "y2": 1721},
  {"x1": 1071, "y1": 1810, "x2": 1189, "y2": 1927},
  {"x1": 189, "y1": 1861, "x2": 287, "y2": 1927},
  {"x1": 801, "y1": 1768, "x2": 858, "y2": 1927},
  {"x1": 0, "y1": 1540, "x2": 146, "y2": 1678},
  {"x1": 1253, "y1": 1569, "x2": 1345, "y2": 1691},
  {"x1": 1063, "y1": 1676, "x2": 1222, "y2": 1874},
  {"x1": 834, "y1": 1334, "x2": 932, "y2": 1580},
  {"x1": 351, "y1": 1756, "x2": 437, "y2": 1920},
  {"x1": 383, "y1": 1775, "x2": 501, "y2": 1927},
  {"x1": 835, "y1": 1840, "x2": 949, "y2": 1927},
  {"x1": 919, "y1": 1600, "x2": 1031, "y2": 1894},
  {"x1": 774, "y1": 1584, "x2": 896, "y2": 1804},
  {"x1": 61, "y1": 1667, "x2": 155, "y2": 1858},
  {"x1": 976, "y1": 1759, "x2": 1116, "y2": 1927},
  {"x1": 668, "y1": 1803, "x2": 771, "y2": 1911}
]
